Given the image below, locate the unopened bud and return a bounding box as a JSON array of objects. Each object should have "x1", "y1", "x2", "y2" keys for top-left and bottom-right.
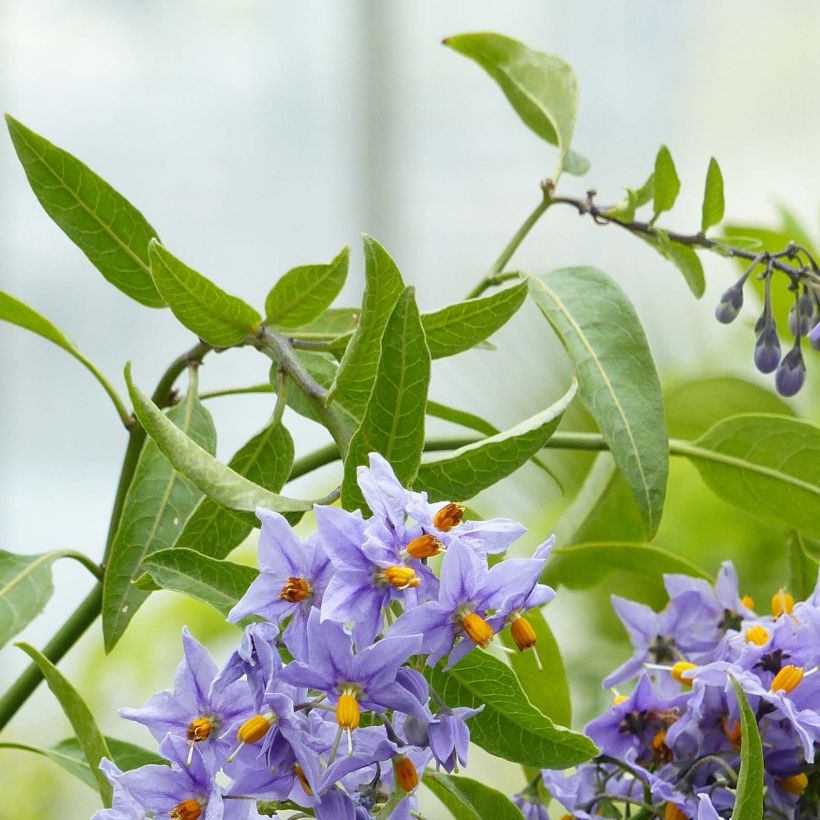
[
  {"x1": 402, "y1": 714, "x2": 430, "y2": 747},
  {"x1": 788, "y1": 303, "x2": 811, "y2": 337},
  {"x1": 715, "y1": 283, "x2": 744, "y2": 324},
  {"x1": 754, "y1": 325, "x2": 781, "y2": 374},
  {"x1": 775, "y1": 347, "x2": 806, "y2": 397}
]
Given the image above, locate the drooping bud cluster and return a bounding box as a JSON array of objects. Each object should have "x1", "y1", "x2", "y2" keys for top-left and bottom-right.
[
  {"x1": 533, "y1": 562, "x2": 820, "y2": 819},
  {"x1": 91, "y1": 453, "x2": 556, "y2": 820}
]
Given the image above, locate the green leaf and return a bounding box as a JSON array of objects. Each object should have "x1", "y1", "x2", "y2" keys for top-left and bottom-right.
[
  {"x1": 638, "y1": 234, "x2": 706, "y2": 298},
  {"x1": 141, "y1": 549, "x2": 257, "y2": 616},
  {"x1": 444, "y1": 33, "x2": 579, "y2": 179},
  {"x1": 424, "y1": 771, "x2": 525, "y2": 820},
  {"x1": 421, "y1": 282, "x2": 527, "y2": 358},
  {"x1": 424, "y1": 650, "x2": 597, "y2": 769},
  {"x1": 342, "y1": 287, "x2": 431, "y2": 511},
  {"x1": 103, "y1": 384, "x2": 217, "y2": 652},
  {"x1": 787, "y1": 532, "x2": 819, "y2": 601},
  {"x1": 125, "y1": 364, "x2": 311, "y2": 516},
  {"x1": 730, "y1": 676, "x2": 764, "y2": 820},
  {"x1": 175, "y1": 420, "x2": 294, "y2": 559},
  {"x1": 265, "y1": 245, "x2": 349, "y2": 328},
  {"x1": 500, "y1": 607, "x2": 571, "y2": 727},
  {"x1": 331, "y1": 236, "x2": 405, "y2": 417},
  {"x1": 5, "y1": 115, "x2": 163, "y2": 308},
  {"x1": 415, "y1": 380, "x2": 576, "y2": 501},
  {"x1": 149, "y1": 240, "x2": 261, "y2": 347},
  {"x1": 652, "y1": 145, "x2": 681, "y2": 219},
  {"x1": 543, "y1": 542, "x2": 710, "y2": 591},
  {"x1": 701, "y1": 157, "x2": 725, "y2": 232},
  {"x1": 562, "y1": 148, "x2": 590, "y2": 177},
  {"x1": 426, "y1": 401, "x2": 498, "y2": 437},
  {"x1": 528, "y1": 268, "x2": 668, "y2": 537},
  {"x1": 634, "y1": 172, "x2": 656, "y2": 207},
  {"x1": 683, "y1": 414, "x2": 820, "y2": 540},
  {"x1": 16, "y1": 643, "x2": 113, "y2": 806}
]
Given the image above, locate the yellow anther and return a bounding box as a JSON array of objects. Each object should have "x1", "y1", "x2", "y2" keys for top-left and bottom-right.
[
  {"x1": 612, "y1": 694, "x2": 629, "y2": 707},
  {"x1": 394, "y1": 755, "x2": 420, "y2": 792},
  {"x1": 236, "y1": 712, "x2": 276, "y2": 745},
  {"x1": 186, "y1": 716, "x2": 214, "y2": 742},
  {"x1": 169, "y1": 800, "x2": 203, "y2": 820},
  {"x1": 336, "y1": 689, "x2": 361, "y2": 731},
  {"x1": 779, "y1": 772, "x2": 809, "y2": 795},
  {"x1": 510, "y1": 614, "x2": 537, "y2": 652},
  {"x1": 433, "y1": 503, "x2": 465, "y2": 532},
  {"x1": 651, "y1": 730, "x2": 668, "y2": 751},
  {"x1": 741, "y1": 594, "x2": 755, "y2": 610},
  {"x1": 671, "y1": 661, "x2": 698, "y2": 686},
  {"x1": 772, "y1": 590, "x2": 794, "y2": 618},
  {"x1": 382, "y1": 566, "x2": 420, "y2": 590},
  {"x1": 405, "y1": 534, "x2": 446, "y2": 559},
  {"x1": 745, "y1": 625, "x2": 769, "y2": 646},
  {"x1": 462, "y1": 612, "x2": 494, "y2": 648},
  {"x1": 663, "y1": 804, "x2": 687, "y2": 820},
  {"x1": 722, "y1": 718, "x2": 741, "y2": 750},
  {"x1": 279, "y1": 577, "x2": 311, "y2": 603},
  {"x1": 293, "y1": 763, "x2": 313, "y2": 796},
  {"x1": 770, "y1": 664, "x2": 804, "y2": 694}
]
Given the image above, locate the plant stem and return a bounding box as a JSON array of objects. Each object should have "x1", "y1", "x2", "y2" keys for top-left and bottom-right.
[{"x1": 200, "y1": 383, "x2": 273, "y2": 400}]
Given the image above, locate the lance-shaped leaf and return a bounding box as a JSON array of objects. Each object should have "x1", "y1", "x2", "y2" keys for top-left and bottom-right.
[
  {"x1": 701, "y1": 157, "x2": 725, "y2": 232},
  {"x1": 421, "y1": 282, "x2": 527, "y2": 358},
  {"x1": 149, "y1": 240, "x2": 261, "y2": 347},
  {"x1": 0, "y1": 291, "x2": 127, "y2": 420},
  {"x1": 125, "y1": 365, "x2": 311, "y2": 516},
  {"x1": 652, "y1": 145, "x2": 680, "y2": 220},
  {"x1": 426, "y1": 401, "x2": 497, "y2": 437},
  {"x1": 331, "y1": 236, "x2": 405, "y2": 416},
  {"x1": 5, "y1": 115, "x2": 163, "y2": 307},
  {"x1": 17, "y1": 643, "x2": 113, "y2": 806},
  {"x1": 103, "y1": 385, "x2": 216, "y2": 651},
  {"x1": 681, "y1": 414, "x2": 820, "y2": 540},
  {"x1": 730, "y1": 677, "x2": 764, "y2": 820},
  {"x1": 637, "y1": 233, "x2": 705, "y2": 298},
  {"x1": 500, "y1": 607, "x2": 571, "y2": 727},
  {"x1": 787, "y1": 532, "x2": 819, "y2": 601},
  {"x1": 528, "y1": 268, "x2": 668, "y2": 537},
  {"x1": 444, "y1": 33, "x2": 582, "y2": 178},
  {"x1": 342, "y1": 287, "x2": 431, "y2": 511},
  {"x1": 415, "y1": 380, "x2": 576, "y2": 501},
  {"x1": 175, "y1": 421, "x2": 294, "y2": 559},
  {"x1": 424, "y1": 772, "x2": 525, "y2": 820},
  {"x1": 265, "y1": 245, "x2": 349, "y2": 328},
  {"x1": 141, "y1": 549, "x2": 257, "y2": 616},
  {"x1": 424, "y1": 649, "x2": 596, "y2": 769}
]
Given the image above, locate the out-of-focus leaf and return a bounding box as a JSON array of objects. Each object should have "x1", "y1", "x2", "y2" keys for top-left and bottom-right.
[
  {"x1": 175, "y1": 421, "x2": 294, "y2": 559},
  {"x1": 500, "y1": 607, "x2": 571, "y2": 727},
  {"x1": 16, "y1": 643, "x2": 113, "y2": 806},
  {"x1": 103, "y1": 384, "x2": 216, "y2": 651},
  {"x1": 424, "y1": 650, "x2": 597, "y2": 769},
  {"x1": 415, "y1": 380, "x2": 576, "y2": 501},
  {"x1": 149, "y1": 240, "x2": 261, "y2": 347},
  {"x1": 730, "y1": 677, "x2": 764, "y2": 820},
  {"x1": 422, "y1": 282, "x2": 527, "y2": 358},
  {"x1": 141, "y1": 549, "x2": 257, "y2": 616},
  {"x1": 787, "y1": 532, "x2": 819, "y2": 601},
  {"x1": 562, "y1": 148, "x2": 590, "y2": 177},
  {"x1": 331, "y1": 236, "x2": 405, "y2": 417},
  {"x1": 444, "y1": 33, "x2": 579, "y2": 178},
  {"x1": 652, "y1": 145, "x2": 680, "y2": 219},
  {"x1": 701, "y1": 157, "x2": 725, "y2": 232},
  {"x1": 5, "y1": 115, "x2": 163, "y2": 307},
  {"x1": 265, "y1": 245, "x2": 349, "y2": 328},
  {"x1": 426, "y1": 401, "x2": 498, "y2": 437},
  {"x1": 684, "y1": 414, "x2": 820, "y2": 540},
  {"x1": 528, "y1": 268, "x2": 668, "y2": 537},
  {"x1": 125, "y1": 365, "x2": 310, "y2": 516},
  {"x1": 424, "y1": 772, "x2": 525, "y2": 820},
  {"x1": 342, "y1": 287, "x2": 431, "y2": 511},
  {"x1": 638, "y1": 234, "x2": 705, "y2": 298}
]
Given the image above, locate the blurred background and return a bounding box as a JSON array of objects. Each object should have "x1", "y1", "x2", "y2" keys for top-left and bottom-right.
[{"x1": 1, "y1": 1, "x2": 819, "y2": 817}]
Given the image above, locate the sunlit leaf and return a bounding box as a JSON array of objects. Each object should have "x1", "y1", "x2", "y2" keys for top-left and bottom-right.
[
  {"x1": 652, "y1": 145, "x2": 680, "y2": 219},
  {"x1": 424, "y1": 771, "x2": 525, "y2": 820},
  {"x1": 638, "y1": 234, "x2": 705, "y2": 298},
  {"x1": 730, "y1": 676, "x2": 764, "y2": 820},
  {"x1": 701, "y1": 157, "x2": 725, "y2": 232}
]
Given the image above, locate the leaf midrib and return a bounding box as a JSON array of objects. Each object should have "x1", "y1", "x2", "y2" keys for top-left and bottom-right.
[{"x1": 0, "y1": 552, "x2": 60, "y2": 603}]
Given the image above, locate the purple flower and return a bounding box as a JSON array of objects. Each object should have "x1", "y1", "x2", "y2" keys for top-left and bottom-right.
[
  {"x1": 428, "y1": 704, "x2": 482, "y2": 772},
  {"x1": 809, "y1": 319, "x2": 820, "y2": 349},
  {"x1": 119, "y1": 628, "x2": 253, "y2": 771},
  {"x1": 213, "y1": 622, "x2": 281, "y2": 711},
  {"x1": 512, "y1": 793, "x2": 549, "y2": 820},
  {"x1": 92, "y1": 760, "x2": 146, "y2": 820}
]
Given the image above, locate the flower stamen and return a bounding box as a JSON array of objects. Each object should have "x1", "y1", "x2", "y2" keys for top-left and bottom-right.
[
  {"x1": 279, "y1": 577, "x2": 311, "y2": 603},
  {"x1": 770, "y1": 664, "x2": 804, "y2": 694},
  {"x1": 169, "y1": 800, "x2": 203, "y2": 820},
  {"x1": 461, "y1": 612, "x2": 494, "y2": 648},
  {"x1": 404, "y1": 534, "x2": 446, "y2": 559},
  {"x1": 380, "y1": 566, "x2": 421, "y2": 590},
  {"x1": 227, "y1": 711, "x2": 276, "y2": 762},
  {"x1": 433, "y1": 503, "x2": 465, "y2": 532}
]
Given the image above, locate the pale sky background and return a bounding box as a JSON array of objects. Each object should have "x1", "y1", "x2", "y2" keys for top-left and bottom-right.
[{"x1": 0, "y1": 2, "x2": 818, "y2": 818}]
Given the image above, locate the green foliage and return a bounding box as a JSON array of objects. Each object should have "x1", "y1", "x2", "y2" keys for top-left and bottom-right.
[
  {"x1": 5, "y1": 116, "x2": 164, "y2": 308},
  {"x1": 528, "y1": 268, "x2": 668, "y2": 537},
  {"x1": 149, "y1": 240, "x2": 261, "y2": 347},
  {"x1": 444, "y1": 32, "x2": 583, "y2": 178},
  {"x1": 16, "y1": 643, "x2": 113, "y2": 806},
  {"x1": 102, "y1": 383, "x2": 217, "y2": 652},
  {"x1": 652, "y1": 144, "x2": 680, "y2": 220},
  {"x1": 642, "y1": 237, "x2": 706, "y2": 298},
  {"x1": 424, "y1": 650, "x2": 597, "y2": 769},
  {"x1": 685, "y1": 414, "x2": 820, "y2": 540},
  {"x1": 415, "y1": 380, "x2": 576, "y2": 501},
  {"x1": 730, "y1": 676, "x2": 764, "y2": 820},
  {"x1": 140, "y1": 549, "x2": 257, "y2": 616},
  {"x1": 265, "y1": 245, "x2": 349, "y2": 328},
  {"x1": 787, "y1": 532, "x2": 819, "y2": 600},
  {"x1": 701, "y1": 157, "x2": 725, "y2": 232},
  {"x1": 342, "y1": 287, "x2": 431, "y2": 511},
  {"x1": 424, "y1": 771, "x2": 525, "y2": 819}
]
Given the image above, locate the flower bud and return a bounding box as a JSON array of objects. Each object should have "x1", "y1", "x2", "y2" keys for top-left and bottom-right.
[
  {"x1": 754, "y1": 325, "x2": 781, "y2": 374},
  {"x1": 715, "y1": 283, "x2": 744, "y2": 324},
  {"x1": 810, "y1": 320, "x2": 820, "y2": 351},
  {"x1": 775, "y1": 347, "x2": 806, "y2": 397},
  {"x1": 402, "y1": 714, "x2": 430, "y2": 747},
  {"x1": 788, "y1": 303, "x2": 811, "y2": 337}
]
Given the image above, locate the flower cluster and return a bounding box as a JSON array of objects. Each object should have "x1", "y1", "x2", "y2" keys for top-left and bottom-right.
[
  {"x1": 531, "y1": 564, "x2": 820, "y2": 819},
  {"x1": 94, "y1": 454, "x2": 555, "y2": 820}
]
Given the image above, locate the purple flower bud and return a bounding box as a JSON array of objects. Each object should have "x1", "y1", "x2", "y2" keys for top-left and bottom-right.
[
  {"x1": 715, "y1": 283, "x2": 744, "y2": 324},
  {"x1": 402, "y1": 714, "x2": 430, "y2": 747},
  {"x1": 775, "y1": 347, "x2": 806, "y2": 396},
  {"x1": 809, "y1": 320, "x2": 820, "y2": 351},
  {"x1": 754, "y1": 326, "x2": 781, "y2": 374},
  {"x1": 787, "y1": 303, "x2": 811, "y2": 337}
]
